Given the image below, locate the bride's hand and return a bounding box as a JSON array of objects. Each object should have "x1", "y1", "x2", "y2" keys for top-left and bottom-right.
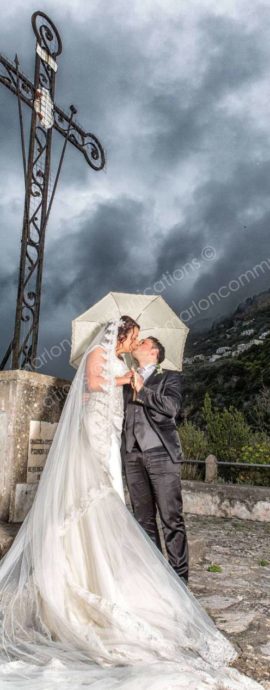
[{"x1": 117, "y1": 371, "x2": 134, "y2": 386}]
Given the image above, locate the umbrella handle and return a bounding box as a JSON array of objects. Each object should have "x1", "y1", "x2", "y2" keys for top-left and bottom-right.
[{"x1": 131, "y1": 370, "x2": 137, "y2": 401}]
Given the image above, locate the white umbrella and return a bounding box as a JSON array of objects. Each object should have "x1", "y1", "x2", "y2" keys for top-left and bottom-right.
[{"x1": 70, "y1": 292, "x2": 189, "y2": 371}]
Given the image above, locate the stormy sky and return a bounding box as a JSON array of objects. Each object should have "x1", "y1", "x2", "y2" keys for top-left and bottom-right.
[{"x1": 1, "y1": 0, "x2": 270, "y2": 379}]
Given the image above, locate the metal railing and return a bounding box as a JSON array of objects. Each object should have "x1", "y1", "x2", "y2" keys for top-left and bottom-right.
[
  {"x1": 181, "y1": 459, "x2": 270, "y2": 470},
  {"x1": 180, "y1": 457, "x2": 270, "y2": 485}
]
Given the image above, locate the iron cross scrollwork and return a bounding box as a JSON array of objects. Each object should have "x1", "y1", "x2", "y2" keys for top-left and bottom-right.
[{"x1": 0, "y1": 11, "x2": 105, "y2": 370}]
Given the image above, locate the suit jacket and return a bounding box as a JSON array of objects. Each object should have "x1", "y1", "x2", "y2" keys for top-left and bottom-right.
[{"x1": 121, "y1": 368, "x2": 184, "y2": 463}]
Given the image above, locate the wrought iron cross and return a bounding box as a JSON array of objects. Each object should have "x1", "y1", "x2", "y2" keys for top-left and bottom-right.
[{"x1": 0, "y1": 11, "x2": 105, "y2": 371}]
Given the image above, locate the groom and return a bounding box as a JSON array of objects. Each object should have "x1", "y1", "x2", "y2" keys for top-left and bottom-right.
[{"x1": 121, "y1": 337, "x2": 189, "y2": 584}]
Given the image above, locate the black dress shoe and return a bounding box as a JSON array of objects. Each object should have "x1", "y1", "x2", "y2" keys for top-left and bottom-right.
[{"x1": 181, "y1": 575, "x2": 189, "y2": 587}]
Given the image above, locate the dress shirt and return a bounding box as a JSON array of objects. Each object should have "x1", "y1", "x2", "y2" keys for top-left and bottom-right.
[{"x1": 137, "y1": 364, "x2": 156, "y2": 382}]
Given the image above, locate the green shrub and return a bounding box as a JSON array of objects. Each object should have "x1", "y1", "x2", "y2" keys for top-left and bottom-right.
[
  {"x1": 202, "y1": 393, "x2": 251, "y2": 462},
  {"x1": 240, "y1": 436, "x2": 270, "y2": 464},
  {"x1": 178, "y1": 421, "x2": 207, "y2": 480},
  {"x1": 178, "y1": 421, "x2": 208, "y2": 460},
  {"x1": 179, "y1": 394, "x2": 270, "y2": 485},
  {"x1": 237, "y1": 434, "x2": 270, "y2": 486}
]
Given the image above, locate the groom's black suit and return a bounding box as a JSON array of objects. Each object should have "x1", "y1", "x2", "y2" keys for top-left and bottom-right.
[{"x1": 121, "y1": 367, "x2": 189, "y2": 582}]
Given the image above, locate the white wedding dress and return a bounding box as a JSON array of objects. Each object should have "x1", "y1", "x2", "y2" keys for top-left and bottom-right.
[
  {"x1": 105, "y1": 349, "x2": 127, "y2": 503},
  {"x1": 0, "y1": 321, "x2": 264, "y2": 690}
]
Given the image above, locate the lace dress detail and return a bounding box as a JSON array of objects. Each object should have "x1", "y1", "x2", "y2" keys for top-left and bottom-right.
[
  {"x1": 83, "y1": 349, "x2": 127, "y2": 493},
  {"x1": 82, "y1": 349, "x2": 127, "y2": 446},
  {"x1": 59, "y1": 351, "x2": 127, "y2": 534},
  {"x1": 59, "y1": 486, "x2": 115, "y2": 535}
]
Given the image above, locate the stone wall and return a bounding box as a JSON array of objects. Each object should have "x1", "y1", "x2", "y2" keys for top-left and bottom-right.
[
  {"x1": 182, "y1": 480, "x2": 270, "y2": 522},
  {"x1": 0, "y1": 370, "x2": 70, "y2": 521}
]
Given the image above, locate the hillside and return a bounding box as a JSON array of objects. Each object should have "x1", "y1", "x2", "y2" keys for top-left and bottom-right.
[{"x1": 182, "y1": 290, "x2": 270, "y2": 426}]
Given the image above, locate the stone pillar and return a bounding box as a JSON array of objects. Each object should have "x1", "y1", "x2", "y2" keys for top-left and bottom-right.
[
  {"x1": 0, "y1": 370, "x2": 70, "y2": 522},
  {"x1": 205, "y1": 454, "x2": 218, "y2": 483}
]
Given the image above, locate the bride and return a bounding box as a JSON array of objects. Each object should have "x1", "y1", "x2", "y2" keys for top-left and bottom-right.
[{"x1": 0, "y1": 316, "x2": 263, "y2": 690}]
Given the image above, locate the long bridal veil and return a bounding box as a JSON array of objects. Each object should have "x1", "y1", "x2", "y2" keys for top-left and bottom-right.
[{"x1": 0, "y1": 320, "x2": 263, "y2": 689}]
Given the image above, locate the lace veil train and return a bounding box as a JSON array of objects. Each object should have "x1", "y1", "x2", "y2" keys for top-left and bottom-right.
[{"x1": 0, "y1": 320, "x2": 263, "y2": 690}]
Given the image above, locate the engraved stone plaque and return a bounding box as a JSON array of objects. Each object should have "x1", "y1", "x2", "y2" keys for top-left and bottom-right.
[
  {"x1": 27, "y1": 420, "x2": 58, "y2": 483},
  {"x1": 0, "y1": 411, "x2": 8, "y2": 494}
]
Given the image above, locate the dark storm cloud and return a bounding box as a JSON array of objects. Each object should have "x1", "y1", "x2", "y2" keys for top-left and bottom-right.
[
  {"x1": 35, "y1": 195, "x2": 154, "y2": 377},
  {"x1": 144, "y1": 15, "x2": 267, "y2": 165},
  {"x1": 42, "y1": 196, "x2": 148, "y2": 314},
  {"x1": 1, "y1": 0, "x2": 270, "y2": 377},
  {"x1": 150, "y1": 159, "x2": 270, "y2": 320}
]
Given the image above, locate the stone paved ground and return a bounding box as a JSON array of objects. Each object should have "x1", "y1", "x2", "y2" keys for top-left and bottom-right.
[
  {"x1": 0, "y1": 515, "x2": 269, "y2": 687},
  {"x1": 185, "y1": 516, "x2": 270, "y2": 689},
  {"x1": 0, "y1": 521, "x2": 20, "y2": 558}
]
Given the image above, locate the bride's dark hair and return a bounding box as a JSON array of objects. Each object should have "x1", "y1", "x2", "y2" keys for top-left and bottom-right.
[{"x1": 117, "y1": 315, "x2": 140, "y2": 345}]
